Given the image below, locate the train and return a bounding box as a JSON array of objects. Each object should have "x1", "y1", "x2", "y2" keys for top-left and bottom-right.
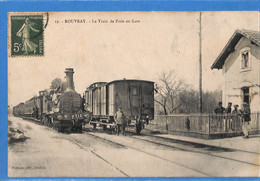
[
  {"x1": 13, "y1": 68, "x2": 155, "y2": 134},
  {"x1": 13, "y1": 68, "x2": 86, "y2": 132},
  {"x1": 84, "y1": 79, "x2": 154, "y2": 134}
]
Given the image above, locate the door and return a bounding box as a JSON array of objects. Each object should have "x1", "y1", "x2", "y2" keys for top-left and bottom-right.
[
  {"x1": 242, "y1": 87, "x2": 250, "y2": 105},
  {"x1": 130, "y1": 86, "x2": 141, "y2": 116}
]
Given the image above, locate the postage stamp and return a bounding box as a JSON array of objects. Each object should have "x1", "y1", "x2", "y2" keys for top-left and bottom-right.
[{"x1": 9, "y1": 13, "x2": 44, "y2": 56}]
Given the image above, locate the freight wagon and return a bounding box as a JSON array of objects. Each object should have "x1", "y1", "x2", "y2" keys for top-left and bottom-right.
[{"x1": 84, "y1": 79, "x2": 154, "y2": 134}]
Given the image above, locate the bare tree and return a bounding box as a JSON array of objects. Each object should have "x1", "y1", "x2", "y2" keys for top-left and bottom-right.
[
  {"x1": 155, "y1": 70, "x2": 186, "y2": 115},
  {"x1": 155, "y1": 70, "x2": 222, "y2": 114},
  {"x1": 50, "y1": 78, "x2": 62, "y2": 90}
]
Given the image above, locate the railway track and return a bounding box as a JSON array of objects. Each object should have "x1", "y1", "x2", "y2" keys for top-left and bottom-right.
[
  {"x1": 124, "y1": 130, "x2": 260, "y2": 167},
  {"x1": 61, "y1": 134, "x2": 129, "y2": 177},
  {"x1": 143, "y1": 132, "x2": 259, "y2": 154},
  {"x1": 23, "y1": 116, "x2": 260, "y2": 167},
  {"x1": 82, "y1": 131, "x2": 211, "y2": 176},
  {"x1": 15, "y1": 117, "x2": 129, "y2": 177}
]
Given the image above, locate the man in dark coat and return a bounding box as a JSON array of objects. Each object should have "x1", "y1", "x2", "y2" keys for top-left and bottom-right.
[
  {"x1": 225, "y1": 102, "x2": 232, "y2": 130},
  {"x1": 114, "y1": 107, "x2": 125, "y2": 135},
  {"x1": 214, "y1": 102, "x2": 226, "y2": 114},
  {"x1": 214, "y1": 102, "x2": 226, "y2": 131},
  {"x1": 226, "y1": 102, "x2": 232, "y2": 114},
  {"x1": 241, "y1": 102, "x2": 251, "y2": 138}
]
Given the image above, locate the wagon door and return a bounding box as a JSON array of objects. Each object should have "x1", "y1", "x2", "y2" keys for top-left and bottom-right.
[
  {"x1": 129, "y1": 85, "x2": 141, "y2": 116},
  {"x1": 100, "y1": 86, "x2": 106, "y2": 116}
]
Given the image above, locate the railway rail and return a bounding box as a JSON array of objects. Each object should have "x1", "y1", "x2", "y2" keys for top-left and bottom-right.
[
  {"x1": 62, "y1": 134, "x2": 129, "y2": 177},
  {"x1": 123, "y1": 129, "x2": 260, "y2": 167},
  {"x1": 82, "y1": 131, "x2": 211, "y2": 176}
]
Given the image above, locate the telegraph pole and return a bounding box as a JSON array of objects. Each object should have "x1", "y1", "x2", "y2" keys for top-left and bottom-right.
[{"x1": 199, "y1": 12, "x2": 203, "y2": 113}]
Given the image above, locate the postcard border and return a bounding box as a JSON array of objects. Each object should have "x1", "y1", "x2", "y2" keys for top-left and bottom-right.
[{"x1": 0, "y1": 0, "x2": 259, "y2": 180}]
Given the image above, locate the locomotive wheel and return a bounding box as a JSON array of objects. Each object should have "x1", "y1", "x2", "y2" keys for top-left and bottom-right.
[
  {"x1": 57, "y1": 125, "x2": 64, "y2": 132},
  {"x1": 67, "y1": 126, "x2": 72, "y2": 133},
  {"x1": 75, "y1": 125, "x2": 82, "y2": 133},
  {"x1": 40, "y1": 116, "x2": 43, "y2": 124},
  {"x1": 43, "y1": 116, "x2": 48, "y2": 125},
  {"x1": 78, "y1": 126, "x2": 82, "y2": 133},
  {"x1": 50, "y1": 118, "x2": 54, "y2": 128},
  {"x1": 54, "y1": 126, "x2": 58, "y2": 131},
  {"x1": 112, "y1": 126, "x2": 117, "y2": 135}
]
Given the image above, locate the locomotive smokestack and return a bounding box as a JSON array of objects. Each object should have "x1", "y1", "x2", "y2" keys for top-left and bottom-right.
[{"x1": 65, "y1": 68, "x2": 75, "y2": 91}]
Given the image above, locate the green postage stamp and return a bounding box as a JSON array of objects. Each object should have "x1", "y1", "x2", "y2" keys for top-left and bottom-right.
[{"x1": 9, "y1": 13, "x2": 44, "y2": 56}]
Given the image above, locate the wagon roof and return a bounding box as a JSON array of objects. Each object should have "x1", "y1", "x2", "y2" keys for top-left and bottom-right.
[
  {"x1": 86, "y1": 82, "x2": 107, "y2": 90},
  {"x1": 107, "y1": 79, "x2": 154, "y2": 85},
  {"x1": 85, "y1": 79, "x2": 154, "y2": 91}
]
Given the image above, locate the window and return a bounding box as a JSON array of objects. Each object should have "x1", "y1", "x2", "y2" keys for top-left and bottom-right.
[
  {"x1": 240, "y1": 47, "x2": 251, "y2": 71},
  {"x1": 242, "y1": 87, "x2": 250, "y2": 105},
  {"x1": 241, "y1": 51, "x2": 249, "y2": 68}
]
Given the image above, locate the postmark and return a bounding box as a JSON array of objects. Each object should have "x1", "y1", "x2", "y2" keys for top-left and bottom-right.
[{"x1": 8, "y1": 12, "x2": 48, "y2": 57}]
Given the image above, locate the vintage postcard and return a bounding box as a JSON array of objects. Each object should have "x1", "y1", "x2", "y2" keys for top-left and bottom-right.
[{"x1": 7, "y1": 11, "x2": 259, "y2": 178}]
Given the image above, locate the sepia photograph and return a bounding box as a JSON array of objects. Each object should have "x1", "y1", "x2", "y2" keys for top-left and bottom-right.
[{"x1": 7, "y1": 11, "x2": 259, "y2": 177}]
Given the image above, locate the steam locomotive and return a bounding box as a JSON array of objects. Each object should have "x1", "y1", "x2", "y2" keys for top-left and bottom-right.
[{"x1": 13, "y1": 68, "x2": 87, "y2": 132}]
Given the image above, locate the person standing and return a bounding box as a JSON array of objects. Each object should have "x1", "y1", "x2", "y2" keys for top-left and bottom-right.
[
  {"x1": 232, "y1": 105, "x2": 239, "y2": 114},
  {"x1": 214, "y1": 102, "x2": 226, "y2": 114},
  {"x1": 231, "y1": 105, "x2": 240, "y2": 130},
  {"x1": 214, "y1": 102, "x2": 226, "y2": 131},
  {"x1": 114, "y1": 107, "x2": 125, "y2": 135},
  {"x1": 241, "y1": 103, "x2": 251, "y2": 138},
  {"x1": 225, "y1": 102, "x2": 232, "y2": 130},
  {"x1": 226, "y1": 102, "x2": 232, "y2": 114}
]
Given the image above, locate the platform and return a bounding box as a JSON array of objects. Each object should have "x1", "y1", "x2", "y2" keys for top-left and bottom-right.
[{"x1": 154, "y1": 133, "x2": 260, "y2": 154}]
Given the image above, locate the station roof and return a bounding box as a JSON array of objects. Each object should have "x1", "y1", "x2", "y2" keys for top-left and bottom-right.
[{"x1": 211, "y1": 29, "x2": 260, "y2": 70}]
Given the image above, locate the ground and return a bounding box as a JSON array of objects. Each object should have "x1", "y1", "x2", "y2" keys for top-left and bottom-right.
[{"x1": 8, "y1": 116, "x2": 260, "y2": 177}]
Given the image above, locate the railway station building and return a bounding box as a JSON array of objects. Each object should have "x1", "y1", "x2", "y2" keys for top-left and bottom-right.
[{"x1": 211, "y1": 29, "x2": 260, "y2": 113}]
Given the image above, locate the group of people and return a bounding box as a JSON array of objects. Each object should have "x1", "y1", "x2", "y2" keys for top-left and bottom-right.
[
  {"x1": 114, "y1": 107, "x2": 148, "y2": 135},
  {"x1": 214, "y1": 101, "x2": 251, "y2": 138}
]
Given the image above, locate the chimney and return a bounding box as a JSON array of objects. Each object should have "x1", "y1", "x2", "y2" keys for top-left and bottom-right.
[{"x1": 65, "y1": 68, "x2": 75, "y2": 91}]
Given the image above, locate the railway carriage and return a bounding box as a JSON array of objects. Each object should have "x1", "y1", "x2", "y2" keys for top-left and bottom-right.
[
  {"x1": 84, "y1": 79, "x2": 154, "y2": 134},
  {"x1": 13, "y1": 103, "x2": 25, "y2": 117}
]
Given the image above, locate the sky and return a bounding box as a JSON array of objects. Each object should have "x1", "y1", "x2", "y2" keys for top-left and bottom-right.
[{"x1": 8, "y1": 11, "x2": 259, "y2": 106}]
